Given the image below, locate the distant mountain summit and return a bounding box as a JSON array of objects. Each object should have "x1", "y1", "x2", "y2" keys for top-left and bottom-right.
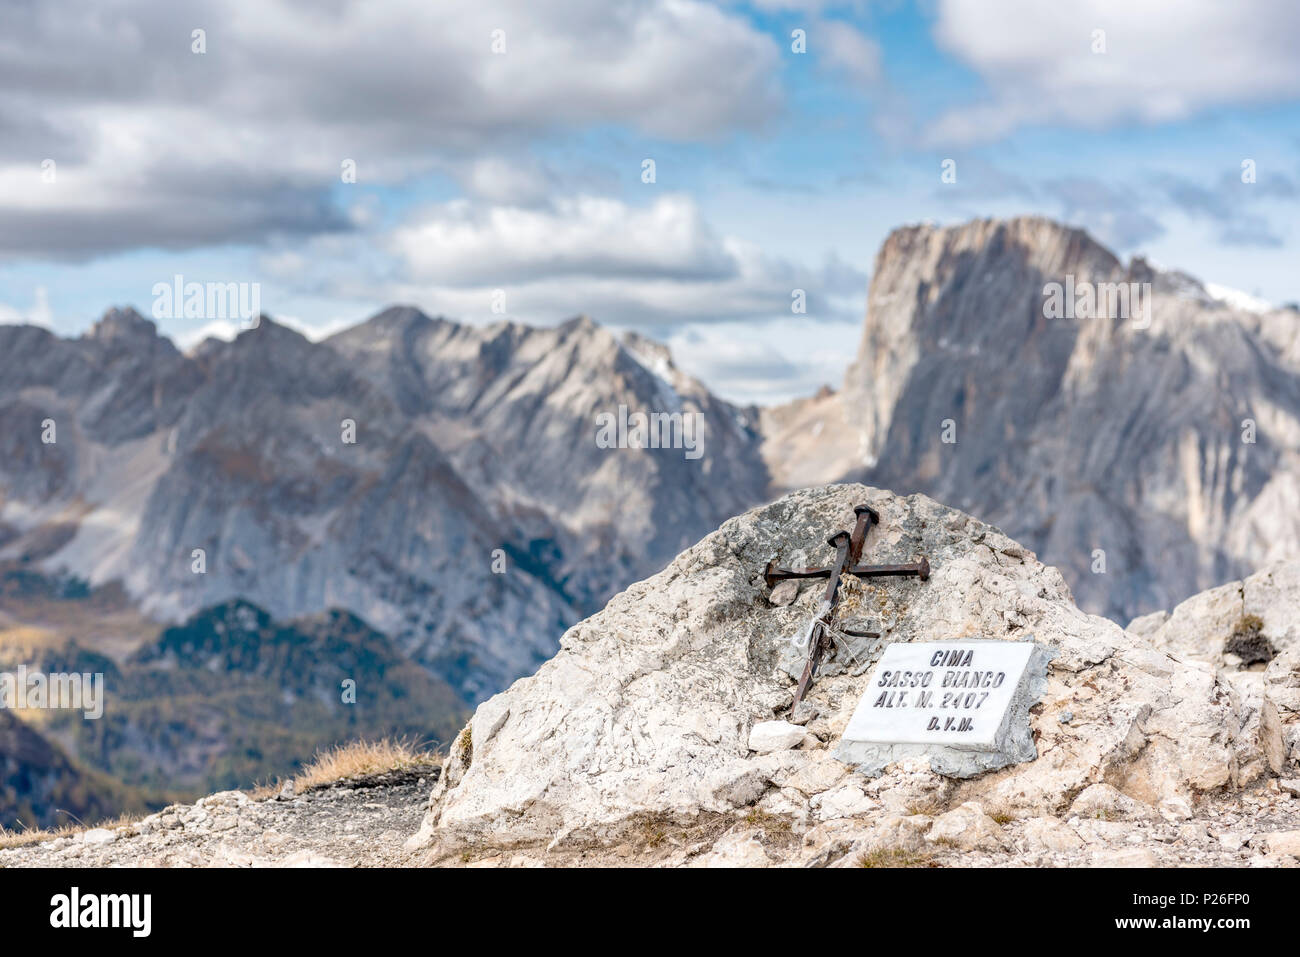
[
  {"x1": 767, "y1": 215, "x2": 1300, "y2": 620},
  {"x1": 0, "y1": 307, "x2": 765, "y2": 701}
]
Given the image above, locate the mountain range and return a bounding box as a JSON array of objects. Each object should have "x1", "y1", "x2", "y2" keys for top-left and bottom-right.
[
  {"x1": 2, "y1": 214, "x2": 1298, "y2": 825},
  {"x1": 0, "y1": 306, "x2": 766, "y2": 704}
]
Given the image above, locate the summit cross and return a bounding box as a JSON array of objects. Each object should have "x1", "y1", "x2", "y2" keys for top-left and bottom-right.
[{"x1": 763, "y1": 505, "x2": 930, "y2": 709}]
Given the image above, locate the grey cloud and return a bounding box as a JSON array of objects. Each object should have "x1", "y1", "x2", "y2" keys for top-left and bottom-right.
[
  {"x1": 0, "y1": 106, "x2": 92, "y2": 164},
  {"x1": 1217, "y1": 221, "x2": 1284, "y2": 248},
  {"x1": 0, "y1": 0, "x2": 782, "y2": 260},
  {"x1": 1157, "y1": 171, "x2": 1289, "y2": 247},
  {"x1": 925, "y1": 162, "x2": 1168, "y2": 252},
  {"x1": 1040, "y1": 177, "x2": 1166, "y2": 250},
  {"x1": 0, "y1": 175, "x2": 351, "y2": 260},
  {"x1": 817, "y1": 253, "x2": 868, "y2": 296},
  {"x1": 925, "y1": 1, "x2": 1300, "y2": 147},
  {"x1": 931, "y1": 156, "x2": 1036, "y2": 204}
]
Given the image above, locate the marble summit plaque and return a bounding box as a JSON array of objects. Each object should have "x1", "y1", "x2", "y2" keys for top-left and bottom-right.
[{"x1": 834, "y1": 638, "x2": 1052, "y2": 779}]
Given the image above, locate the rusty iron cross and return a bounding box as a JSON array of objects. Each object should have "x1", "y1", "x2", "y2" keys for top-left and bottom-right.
[{"x1": 764, "y1": 505, "x2": 930, "y2": 710}]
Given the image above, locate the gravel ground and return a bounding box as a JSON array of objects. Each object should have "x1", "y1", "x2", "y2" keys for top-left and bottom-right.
[
  {"x1": 0, "y1": 765, "x2": 439, "y2": 868},
  {"x1": 2, "y1": 767, "x2": 1298, "y2": 868}
]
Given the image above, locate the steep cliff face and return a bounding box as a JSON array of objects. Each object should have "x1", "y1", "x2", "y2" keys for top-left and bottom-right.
[
  {"x1": 0, "y1": 307, "x2": 766, "y2": 701},
  {"x1": 327, "y1": 310, "x2": 769, "y2": 610},
  {"x1": 840, "y1": 218, "x2": 1122, "y2": 470},
  {"x1": 769, "y1": 217, "x2": 1300, "y2": 621}
]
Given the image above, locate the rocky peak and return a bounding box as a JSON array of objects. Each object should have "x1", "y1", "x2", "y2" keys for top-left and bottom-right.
[
  {"x1": 234, "y1": 314, "x2": 307, "y2": 349},
  {"x1": 767, "y1": 215, "x2": 1300, "y2": 623},
  {"x1": 86, "y1": 306, "x2": 161, "y2": 344},
  {"x1": 620, "y1": 329, "x2": 678, "y2": 377},
  {"x1": 558, "y1": 313, "x2": 597, "y2": 334},
  {"x1": 549, "y1": 313, "x2": 623, "y2": 366},
  {"x1": 329, "y1": 305, "x2": 448, "y2": 363},
  {"x1": 83, "y1": 306, "x2": 180, "y2": 367},
  {"x1": 186, "y1": 314, "x2": 372, "y2": 408},
  {"x1": 843, "y1": 216, "x2": 1122, "y2": 466},
  {"x1": 363, "y1": 304, "x2": 439, "y2": 333}
]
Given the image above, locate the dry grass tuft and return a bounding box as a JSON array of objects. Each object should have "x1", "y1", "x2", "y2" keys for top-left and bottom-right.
[
  {"x1": 742, "y1": 808, "x2": 793, "y2": 837},
  {"x1": 0, "y1": 813, "x2": 135, "y2": 851},
  {"x1": 904, "y1": 799, "x2": 942, "y2": 816},
  {"x1": 857, "y1": 846, "x2": 935, "y2": 868},
  {"x1": 1226, "y1": 614, "x2": 1275, "y2": 666},
  {"x1": 0, "y1": 823, "x2": 79, "y2": 850},
  {"x1": 639, "y1": 816, "x2": 669, "y2": 849},
  {"x1": 290, "y1": 737, "x2": 437, "y2": 792}
]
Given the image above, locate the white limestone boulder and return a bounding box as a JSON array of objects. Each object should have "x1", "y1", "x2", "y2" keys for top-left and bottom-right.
[
  {"x1": 1140, "y1": 562, "x2": 1300, "y2": 668},
  {"x1": 409, "y1": 485, "x2": 1278, "y2": 853}
]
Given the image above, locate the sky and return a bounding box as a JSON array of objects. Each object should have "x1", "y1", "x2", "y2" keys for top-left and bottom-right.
[{"x1": 1, "y1": 0, "x2": 1298, "y2": 404}]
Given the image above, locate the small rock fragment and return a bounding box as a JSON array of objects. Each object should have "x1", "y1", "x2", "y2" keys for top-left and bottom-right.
[
  {"x1": 1069, "y1": 784, "x2": 1158, "y2": 821},
  {"x1": 925, "y1": 802, "x2": 1010, "y2": 852},
  {"x1": 1092, "y1": 847, "x2": 1160, "y2": 867},
  {"x1": 1258, "y1": 830, "x2": 1300, "y2": 858},
  {"x1": 1218, "y1": 831, "x2": 1247, "y2": 852},
  {"x1": 748, "y1": 720, "x2": 807, "y2": 753},
  {"x1": 789, "y1": 702, "x2": 820, "y2": 726},
  {"x1": 1158, "y1": 796, "x2": 1193, "y2": 822},
  {"x1": 1021, "y1": 817, "x2": 1083, "y2": 853},
  {"x1": 768, "y1": 579, "x2": 800, "y2": 607}
]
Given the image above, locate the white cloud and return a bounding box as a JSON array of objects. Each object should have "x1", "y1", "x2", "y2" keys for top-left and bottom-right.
[
  {"x1": 817, "y1": 18, "x2": 882, "y2": 85},
  {"x1": 459, "y1": 157, "x2": 557, "y2": 206},
  {"x1": 382, "y1": 193, "x2": 866, "y2": 327},
  {"x1": 663, "y1": 317, "x2": 860, "y2": 405},
  {"x1": 0, "y1": 0, "x2": 781, "y2": 258},
  {"x1": 273, "y1": 313, "x2": 356, "y2": 342},
  {"x1": 926, "y1": 0, "x2": 1300, "y2": 145},
  {"x1": 257, "y1": 250, "x2": 310, "y2": 282},
  {"x1": 390, "y1": 194, "x2": 739, "y2": 285},
  {"x1": 0, "y1": 286, "x2": 54, "y2": 328}
]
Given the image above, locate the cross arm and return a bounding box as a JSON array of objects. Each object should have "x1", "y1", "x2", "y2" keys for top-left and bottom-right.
[{"x1": 764, "y1": 555, "x2": 930, "y2": 588}]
